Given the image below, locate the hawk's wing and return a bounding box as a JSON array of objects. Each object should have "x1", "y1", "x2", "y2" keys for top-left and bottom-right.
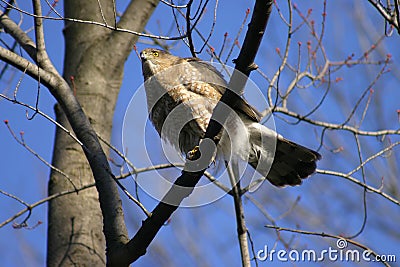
[{"x1": 185, "y1": 57, "x2": 262, "y2": 123}]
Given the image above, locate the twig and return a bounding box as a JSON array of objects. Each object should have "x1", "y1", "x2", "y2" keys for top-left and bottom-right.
[
  {"x1": 367, "y1": 0, "x2": 400, "y2": 34},
  {"x1": 227, "y1": 161, "x2": 250, "y2": 267},
  {"x1": 186, "y1": 0, "x2": 196, "y2": 57},
  {"x1": 26, "y1": 65, "x2": 40, "y2": 120},
  {"x1": 272, "y1": 106, "x2": 400, "y2": 136},
  {"x1": 0, "y1": 92, "x2": 83, "y2": 146},
  {"x1": 247, "y1": 230, "x2": 259, "y2": 267},
  {"x1": 317, "y1": 169, "x2": 400, "y2": 206},
  {"x1": 197, "y1": 0, "x2": 218, "y2": 54},
  {"x1": 244, "y1": 194, "x2": 291, "y2": 249},
  {"x1": 0, "y1": 0, "x2": 187, "y2": 41},
  {"x1": 224, "y1": 7, "x2": 250, "y2": 64},
  {"x1": 348, "y1": 141, "x2": 400, "y2": 176},
  {"x1": 96, "y1": 0, "x2": 108, "y2": 26},
  {"x1": 0, "y1": 161, "x2": 185, "y2": 229},
  {"x1": 0, "y1": 189, "x2": 33, "y2": 228},
  {"x1": 4, "y1": 120, "x2": 78, "y2": 191},
  {"x1": 264, "y1": 225, "x2": 390, "y2": 267},
  {"x1": 0, "y1": 184, "x2": 94, "y2": 229},
  {"x1": 268, "y1": 0, "x2": 292, "y2": 107},
  {"x1": 160, "y1": 0, "x2": 188, "y2": 8},
  {"x1": 341, "y1": 61, "x2": 388, "y2": 127},
  {"x1": 43, "y1": 0, "x2": 62, "y2": 18},
  {"x1": 345, "y1": 134, "x2": 367, "y2": 239},
  {"x1": 97, "y1": 133, "x2": 138, "y2": 173}
]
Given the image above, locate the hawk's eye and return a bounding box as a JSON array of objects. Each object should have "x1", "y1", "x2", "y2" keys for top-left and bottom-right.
[{"x1": 152, "y1": 51, "x2": 159, "y2": 57}]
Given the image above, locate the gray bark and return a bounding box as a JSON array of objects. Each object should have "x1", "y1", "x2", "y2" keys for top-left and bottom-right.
[{"x1": 47, "y1": 0, "x2": 159, "y2": 265}]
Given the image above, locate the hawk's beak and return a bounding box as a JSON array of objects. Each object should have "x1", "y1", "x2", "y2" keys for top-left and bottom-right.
[{"x1": 140, "y1": 52, "x2": 147, "y2": 62}]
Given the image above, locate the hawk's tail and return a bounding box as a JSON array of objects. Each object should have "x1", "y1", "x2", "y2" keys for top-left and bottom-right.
[{"x1": 248, "y1": 124, "x2": 321, "y2": 187}]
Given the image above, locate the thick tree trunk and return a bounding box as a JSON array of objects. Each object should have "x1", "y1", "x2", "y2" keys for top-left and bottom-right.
[{"x1": 47, "y1": 0, "x2": 159, "y2": 265}]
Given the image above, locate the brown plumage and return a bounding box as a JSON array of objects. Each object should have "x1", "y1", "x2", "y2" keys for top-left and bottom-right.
[{"x1": 140, "y1": 48, "x2": 321, "y2": 187}]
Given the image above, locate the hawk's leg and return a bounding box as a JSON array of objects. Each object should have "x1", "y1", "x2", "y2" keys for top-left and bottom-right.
[
  {"x1": 187, "y1": 145, "x2": 200, "y2": 160},
  {"x1": 186, "y1": 142, "x2": 217, "y2": 167}
]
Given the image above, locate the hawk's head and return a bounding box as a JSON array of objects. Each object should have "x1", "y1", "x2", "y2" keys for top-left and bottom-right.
[{"x1": 140, "y1": 48, "x2": 179, "y2": 79}]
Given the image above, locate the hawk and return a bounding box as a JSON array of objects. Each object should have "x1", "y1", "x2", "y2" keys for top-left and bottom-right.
[{"x1": 140, "y1": 48, "x2": 321, "y2": 187}]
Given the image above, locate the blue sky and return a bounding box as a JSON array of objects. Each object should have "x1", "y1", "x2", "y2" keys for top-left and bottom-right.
[{"x1": 1, "y1": 0, "x2": 399, "y2": 266}]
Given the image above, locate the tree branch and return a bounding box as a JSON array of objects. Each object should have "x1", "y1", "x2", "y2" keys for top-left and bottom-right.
[
  {"x1": 120, "y1": 0, "x2": 274, "y2": 265},
  {"x1": 116, "y1": 0, "x2": 159, "y2": 30},
  {"x1": 31, "y1": 0, "x2": 58, "y2": 75},
  {"x1": 265, "y1": 225, "x2": 391, "y2": 267},
  {"x1": 1, "y1": 0, "x2": 180, "y2": 40},
  {"x1": 367, "y1": 0, "x2": 400, "y2": 34},
  {"x1": 0, "y1": 46, "x2": 51, "y2": 83},
  {"x1": 204, "y1": 0, "x2": 273, "y2": 141},
  {"x1": 1, "y1": 4, "x2": 130, "y2": 262},
  {"x1": 32, "y1": 0, "x2": 45, "y2": 54},
  {"x1": 105, "y1": 0, "x2": 159, "y2": 69},
  {"x1": 273, "y1": 106, "x2": 400, "y2": 136},
  {"x1": 0, "y1": 10, "x2": 37, "y2": 61},
  {"x1": 317, "y1": 169, "x2": 400, "y2": 206},
  {"x1": 186, "y1": 0, "x2": 196, "y2": 57},
  {"x1": 227, "y1": 162, "x2": 250, "y2": 267}
]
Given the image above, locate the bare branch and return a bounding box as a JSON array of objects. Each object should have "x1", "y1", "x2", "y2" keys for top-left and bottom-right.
[
  {"x1": 122, "y1": 1, "x2": 274, "y2": 265},
  {"x1": 1, "y1": 0, "x2": 182, "y2": 40},
  {"x1": 224, "y1": 7, "x2": 250, "y2": 64},
  {"x1": 348, "y1": 141, "x2": 400, "y2": 176},
  {"x1": 268, "y1": 0, "x2": 292, "y2": 106},
  {"x1": 4, "y1": 120, "x2": 77, "y2": 191},
  {"x1": 0, "y1": 162, "x2": 191, "y2": 230},
  {"x1": 31, "y1": 0, "x2": 58, "y2": 75},
  {"x1": 273, "y1": 106, "x2": 400, "y2": 136},
  {"x1": 96, "y1": 0, "x2": 109, "y2": 26},
  {"x1": 0, "y1": 184, "x2": 95, "y2": 229},
  {"x1": 1, "y1": 7, "x2": 130, "y2": 263},
  {"x1": 367, "y1": 0, "x2": 400, "y2": 34},
  {"x1": 0, "y1": 10, "x2": 37, "y2": 60},
  {"x1": 186, "y1": 0, "x2": 196, "y2": 56},
  {"x1": 160, "y1": 0, "x2": 187, "y2": 8},
  {"x1": 346, "y1": 134, "x2": 368, "y2": 239},
  {"x1": 0, "y1": 46, "x2": 53, "y2": 84},
  {"x1": 105, "y1": 0, "x2": 159, "y2": 68},
  {"x1": 265, "y1": 225, "x2": 391, "y2": 267},
  {"x1": 227, "y1": 162, "x2": 250, "y2": 267},
  {"x1": 116, "y1": 0, "x2": 159, "y2": 32},
  {"x1": 244, "y1": 194, "x2": 292, "y2": 249},
  {"x1": 0, "y1": 92, "x2": 83, "y2": 146},
  {"x1": 43, "y1": 0, "x2": 62, "y2": 18},
  {"x1": 31, "y1": 0, "x2": 45, "y2": 53},
  {"x1": 0, "y1": 189, "x2": 34, "y2": 228},
  {"x1": 317, "y1": 169, "x2": 400, "y2": 206}
]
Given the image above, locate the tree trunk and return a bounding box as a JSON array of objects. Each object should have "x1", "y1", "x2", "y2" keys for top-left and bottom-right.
[{"x1": 47, "y1": 0, "x2": 159, "y2": 265}]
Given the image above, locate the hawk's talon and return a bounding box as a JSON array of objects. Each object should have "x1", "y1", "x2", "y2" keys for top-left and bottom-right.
[{"x1": 187, "y1": 145, "x2": 200, "y2": 160}]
